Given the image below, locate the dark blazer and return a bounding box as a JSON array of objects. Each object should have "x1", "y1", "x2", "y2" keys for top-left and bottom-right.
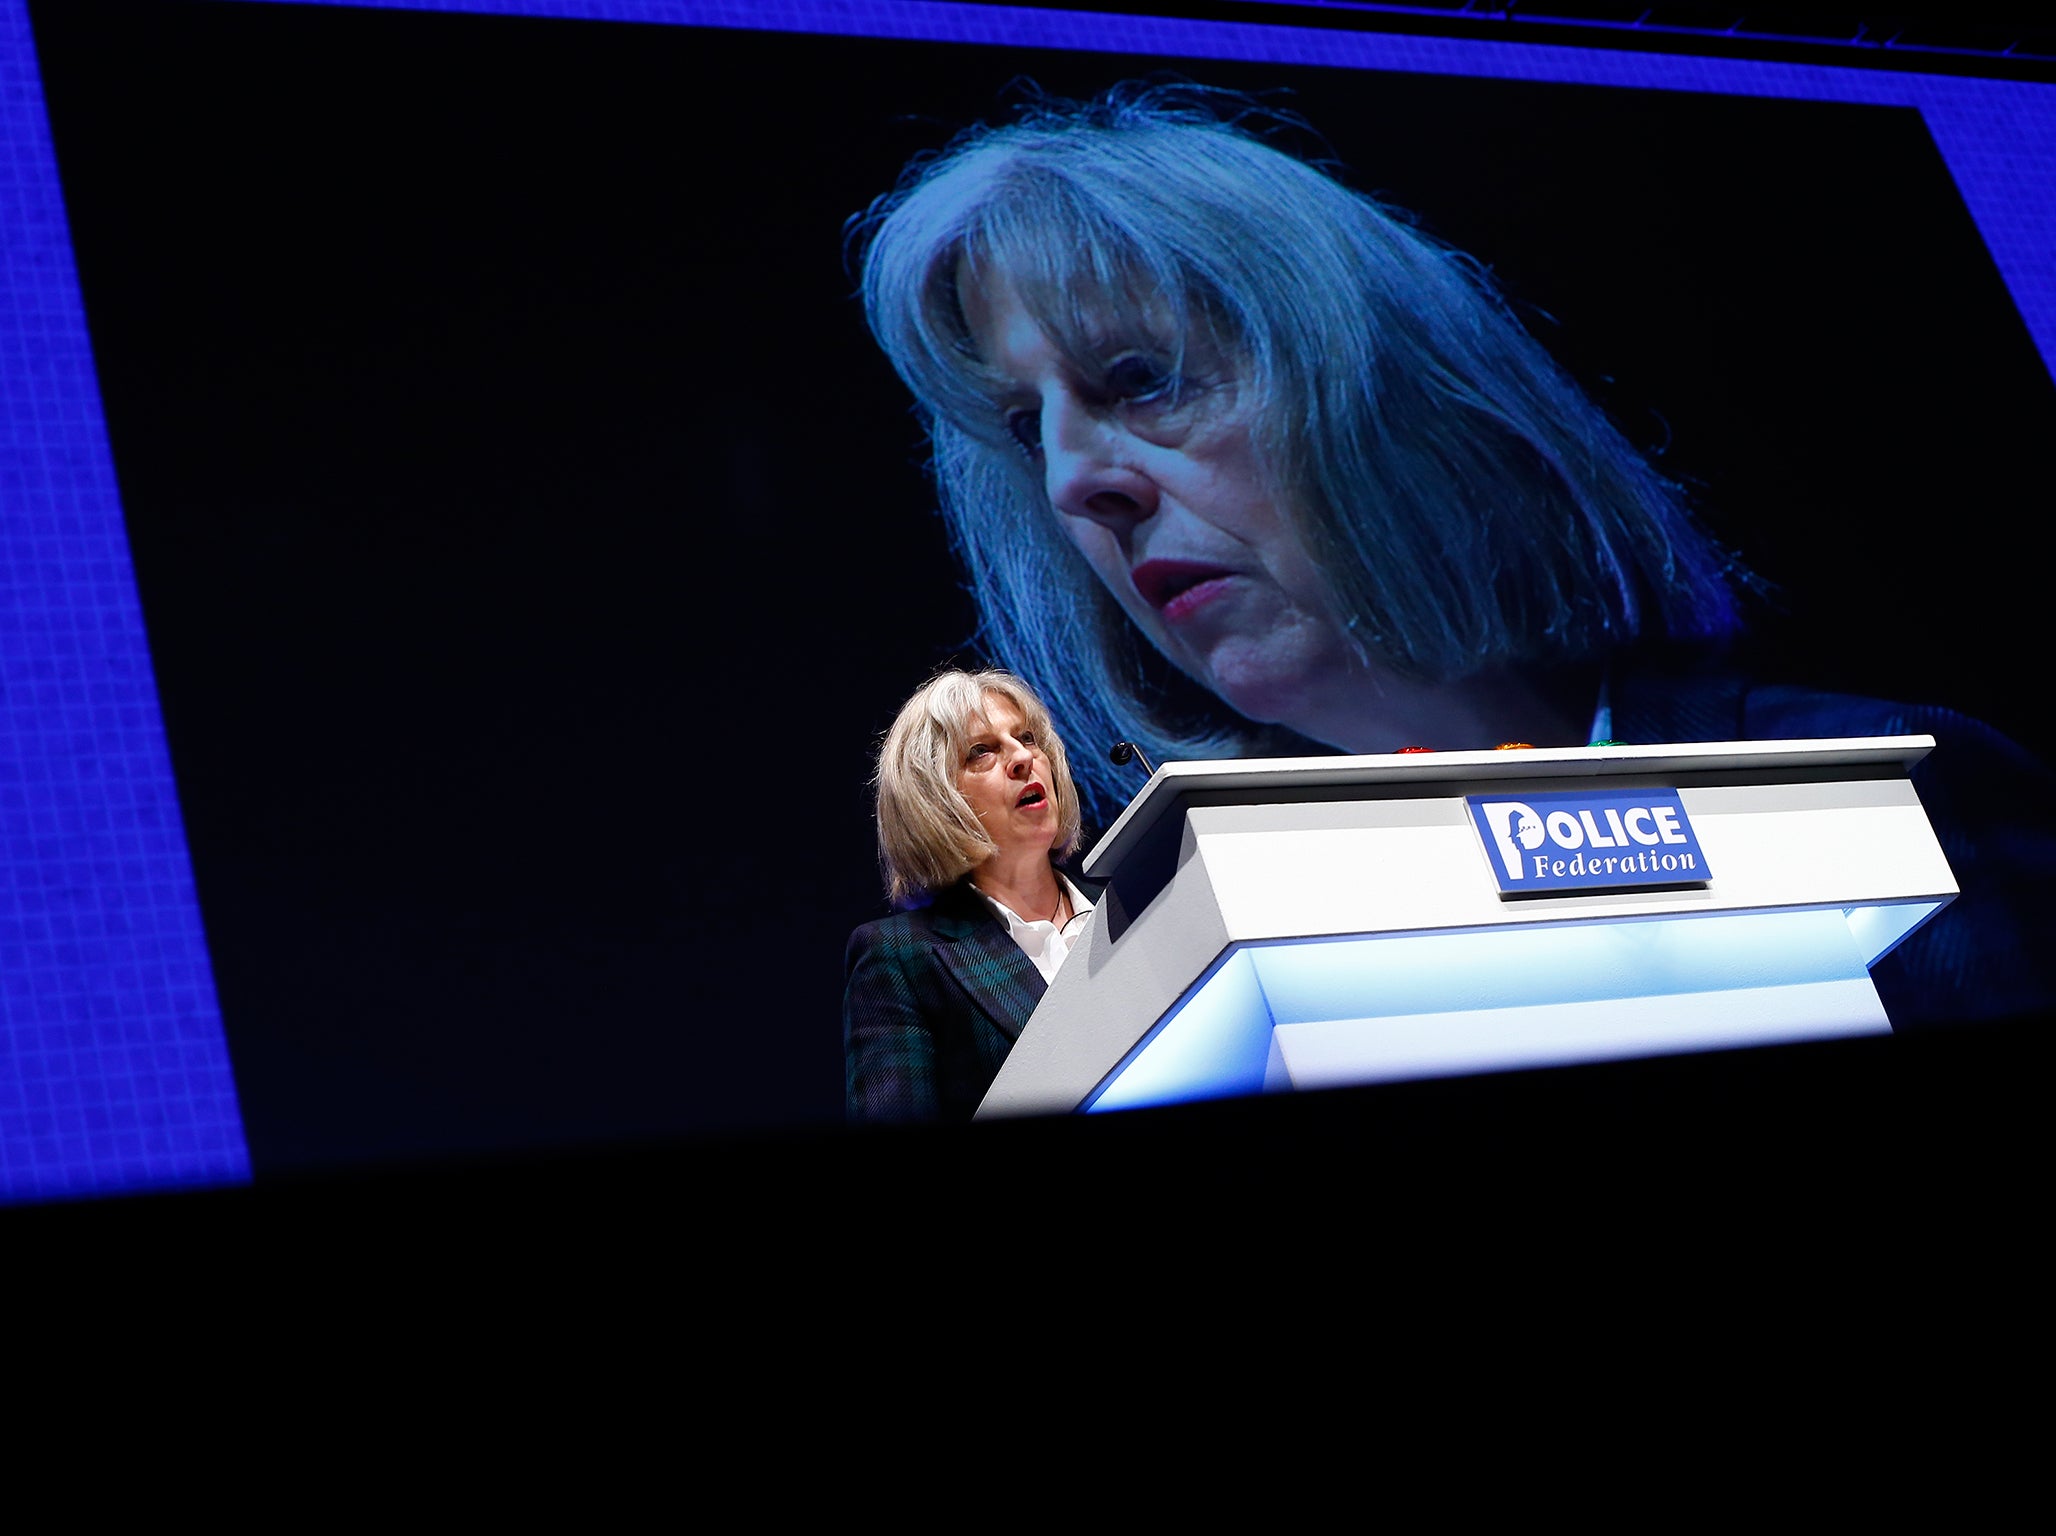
[
  {"x1": 1612, "y1": 655, "x2": 2056, "y2": 1029},
  {"x1": 843, "y1": 876, "x2": 1098, "y2": 1124}
]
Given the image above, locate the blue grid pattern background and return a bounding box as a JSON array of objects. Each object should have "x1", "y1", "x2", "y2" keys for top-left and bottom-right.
[
  {"x1": 1, "y1": 0, "x2": 250, "y2": 1200},
  {"x1": 2, "y1": 0, "x2": 2050, "y2": 1202}
]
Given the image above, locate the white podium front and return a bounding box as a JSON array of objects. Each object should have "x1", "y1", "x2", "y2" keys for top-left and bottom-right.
[{"x1": 975, "y1": 738, "x2": 1957, "y2": 1119}]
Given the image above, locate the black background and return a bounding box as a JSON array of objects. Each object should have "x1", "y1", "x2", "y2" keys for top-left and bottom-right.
[{"x1": 26, "y1": 0, "x2": 2055, "y2": 1178}]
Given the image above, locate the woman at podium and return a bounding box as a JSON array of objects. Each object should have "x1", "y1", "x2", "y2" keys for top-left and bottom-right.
[
  {"x1": 849, "y1": 81, "x2": 2056, "y2": 1028},
  {"x1": 844, "y1": 669, "x2": 1100, "y2": 1122}
]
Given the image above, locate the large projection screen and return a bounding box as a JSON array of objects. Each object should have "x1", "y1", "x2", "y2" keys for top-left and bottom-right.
[{"x1": 3, "y1": 0, "x2": 2051, "y2": 1201}]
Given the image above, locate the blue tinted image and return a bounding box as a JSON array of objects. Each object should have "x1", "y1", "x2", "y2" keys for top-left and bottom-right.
[{"x1": 5, "y1": 0, "x2": 2056, "y2": 1195}]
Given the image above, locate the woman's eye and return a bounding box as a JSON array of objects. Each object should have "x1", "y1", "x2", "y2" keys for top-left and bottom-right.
[
  {"x1": 1104, "y1": 354, "x2": 1174, "y2": 404},
  {"x1": 1004, "y1": 409, "x2": 1042, "y2": 456}
]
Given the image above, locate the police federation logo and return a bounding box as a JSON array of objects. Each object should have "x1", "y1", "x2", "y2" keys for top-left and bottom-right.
[{"x1": 1466, "y1": 788, "x2": 1713, "y2": 897}]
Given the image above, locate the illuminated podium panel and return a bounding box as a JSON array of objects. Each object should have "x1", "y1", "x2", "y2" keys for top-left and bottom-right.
[{"x1": 975, "y1": 739, "x2": 1956, "y2": 1119}]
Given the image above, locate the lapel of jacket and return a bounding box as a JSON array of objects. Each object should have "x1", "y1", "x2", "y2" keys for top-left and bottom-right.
[{"x1": 925, "y1": 881, "x2": 1046, "y2": 1043}]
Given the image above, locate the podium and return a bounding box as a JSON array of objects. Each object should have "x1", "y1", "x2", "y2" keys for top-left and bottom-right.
[{"x1": 975, "y1": 738, "x2": 1957, "y2": 1119}]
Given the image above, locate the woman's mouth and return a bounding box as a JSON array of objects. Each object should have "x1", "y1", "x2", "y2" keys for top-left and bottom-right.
[
  {"x1": 1131, "y1": 559, "x2": 1238, "y2": 622},
  {"x1": 1016, "y1": 783, "x2": 1047, "y2": 809}
]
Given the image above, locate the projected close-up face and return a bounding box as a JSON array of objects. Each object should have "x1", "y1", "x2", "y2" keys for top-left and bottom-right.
[
  {"x1": 957, "y1": 269, "x2": 1362, "y2": 741},
  {"x1": 858, "y1": 85, "x2": 1787, "y2": 795}
]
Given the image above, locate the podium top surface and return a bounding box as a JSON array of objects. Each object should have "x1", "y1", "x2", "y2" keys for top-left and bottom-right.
[{"x1": 1081, "y1": 736, "x2": 1937, "y2": 880}]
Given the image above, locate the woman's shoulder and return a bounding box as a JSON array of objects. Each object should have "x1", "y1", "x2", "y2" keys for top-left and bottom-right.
[
  {"x1": 1612, "y1": 647, "x2": 2051, "y2": 769},
  {"x1": 844, "y1": 882, "x2": 989, "y2": 968},
  {"x1": 847, "y1": 906, "x2": 925, "y2": 942},
  {"x1": 844, "y1": 869, "x2": 1101, "y2": 968},
  {"x1": 1742, "y1": 682, "x2": 2030, "y2": 752},
  {"x1": 1736, "y1": 681, "x2": 2055, "y2": 801},
  {"x1": 844, "y1": 906, "x2": 928, "y2": 963}
]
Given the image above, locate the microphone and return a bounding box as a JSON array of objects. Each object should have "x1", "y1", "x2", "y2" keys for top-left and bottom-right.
[{"x1": 1108, "y1": 741, "x2": 1157, "y2": 778}]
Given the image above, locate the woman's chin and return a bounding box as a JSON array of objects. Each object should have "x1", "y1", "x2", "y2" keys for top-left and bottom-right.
[
  {"x1": 991, "y1": 819, "x2": 1060, "y2": 858},
  {"x1": 1198, "y1": 655, "x2": 1336, "y2": 738},
  {"x1": 1181, "y1": 622, "x2": 1359, "y2": 737}
]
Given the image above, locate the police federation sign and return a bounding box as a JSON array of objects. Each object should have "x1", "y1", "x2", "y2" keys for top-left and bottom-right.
[{"x1": 1466, "y1": 788, "x2": 1713, "y2": 897}]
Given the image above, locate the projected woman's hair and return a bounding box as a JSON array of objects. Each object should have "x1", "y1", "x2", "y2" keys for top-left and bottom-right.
[{"x1": 851, "y1": 81, "x2": 1751, "y2": 821}]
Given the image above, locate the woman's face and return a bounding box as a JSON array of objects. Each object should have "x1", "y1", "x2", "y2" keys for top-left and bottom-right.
[
  {"x1": 956, "y1": 691, "x2": 1060, "y2": 860},
  {"x1": 960, "y1": 270, "x2": 1362, "y2": 737}
]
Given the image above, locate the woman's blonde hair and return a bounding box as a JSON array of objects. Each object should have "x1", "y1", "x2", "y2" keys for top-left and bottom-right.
[{"x1": 875, "y1": 668, "x2": 1083, "y2": 905}]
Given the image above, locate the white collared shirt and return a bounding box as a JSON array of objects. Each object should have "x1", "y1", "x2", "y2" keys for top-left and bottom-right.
[{"x1": 976, "y1": 874, "x2": 1096, "y2": 987}]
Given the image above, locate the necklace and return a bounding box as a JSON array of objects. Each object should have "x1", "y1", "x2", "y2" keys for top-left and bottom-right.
[{"x1": 972, "y1": 874, "x2": 1071, "y2": 928}]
